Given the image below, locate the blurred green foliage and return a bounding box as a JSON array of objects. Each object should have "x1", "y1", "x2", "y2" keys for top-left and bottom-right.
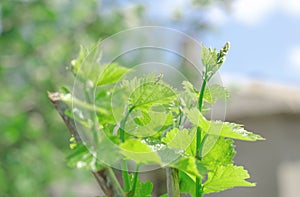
[{"x1": 0, "y1": 0, "x2": 131, "y2": 196}]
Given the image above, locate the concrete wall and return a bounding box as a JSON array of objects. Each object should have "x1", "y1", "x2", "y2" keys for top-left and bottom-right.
[
  {"x1": 208, "y1": 82, "x2": 300, "y2": 197},
  {"x1": 209, "y1": 113, "x2": 300, "y2": 197}
]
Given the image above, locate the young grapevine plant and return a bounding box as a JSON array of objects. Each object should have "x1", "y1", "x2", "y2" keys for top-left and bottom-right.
[{"x1": 49, "y1": 42, "x2": 264, "y2": 197}]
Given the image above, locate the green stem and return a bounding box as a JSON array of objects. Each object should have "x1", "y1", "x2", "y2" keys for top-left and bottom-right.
[
  {"x1": 196, "y1": 127, "x2": 203, "y2": 197},
  {"x1": 196, "y1": 127, "x2": 202, "y2": 160},
  {"x1": 120, "y1": 106, "x2": 135, "y2": 142},
  {"x1": 198, "y1": 79, "x2": 207, "y2": 112},
  {"x1": 196, "y1": 177, "x2": 203, "y2": 197},
  {"x1": 121, "y1": 161, "x2": 130, "y2": 192},
  {"x1": 129, "y1": 165, "x2": 140, "y2": 197},
  {"x1": 84, "y1": 88, "x2": 99, "y2": 145},
  {"x1": 166, "y1": 167, "x2": 180, "y2": 197},
  {"x1": 196, "y1": 78, "x2": 207, "y2": 197},
  {"x1": 119, "y1": 106, "x2": 135, "y2": 192}
]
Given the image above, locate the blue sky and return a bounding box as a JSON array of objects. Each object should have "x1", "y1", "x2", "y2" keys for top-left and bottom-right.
[
  {"x1": 101, "y1": 0, "x2": 300, "y2": 86},
  {"x1": 202, "y1": 0, "x2": 300, "y2": 86}
]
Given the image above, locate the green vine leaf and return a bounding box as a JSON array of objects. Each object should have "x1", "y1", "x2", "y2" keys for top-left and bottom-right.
[
  {"x1": 202, "y1": 137, "x2": 236, "y2": 170},
  {"x1": 201, "y1": 45, "x2": 219, "y2": 76},
  {"x1": 201, "y1": 42, "x2": 230, "y2": 80},
  {"x1": 120, "y1": 139, "x2": 161, "y2": 164},
  {"x1": 161, "y1": 128, "x2": 196, "y2": 155},
  {"x1": 203, "y1": 164, "x2": 255, "y2": 194},
  {"x1": 181, "y1": 81, "x2": 199, "y2": 108},
  {"x1": 70, "y1": 45, "x2": 89, "y2": 76},
  {"x1": 70, "y1": 43, "x2": 130, "y2": 86},
  {"x1": 129, "y1": 79, "x2": 177, "y2": 110},
  {"x1": 185, "y1": 108, "x2": 264, "y2": 141},
  {"x1": 96, "y1": 63, "x2": 130, "y2": 86},
  {"x1": 213, "y1": 121, "x2": 265, "y2": 141},
  {"x1": 170, "y1": 157, "x2": 207, "y2": 178},
  {"x1": 203, "y1": 84, "x2": 230, "y2": 104},
  {"x1": 124, "y1": 109, "x2": 174, "y2": 138},
  {"x1": 95, "y1": 86, "x2": 116, "y2": 124}
]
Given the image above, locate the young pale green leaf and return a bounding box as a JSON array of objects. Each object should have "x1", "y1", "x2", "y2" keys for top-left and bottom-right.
[
  {"x1": 124, "y1": 109, "x2": 173, "y2": 138},
  {"x1": 161, "y1": 128, "x2": 178, "y2": 144},
  {"x1": 204, "y1": 84, "x2": 229, "y2": 104},
  {"x1": 185, "y1": 108, "x2": 264, "y2": 141},
  {"x1": 180, "y1": 81, "x2": 199, "y2": 109},
  {"x1": 96, "y1": 63, "x2": 130, "y2": 86},
  {"x1": 66, "y1": 143, "x2": 103, "y2": 171},
  {"x1": 129, "y1": 175, "x2": 153, "y2": 197},
  {"x1": 213, "y1": 121, "x2": 265, "y2": 141},
  {"x1": 159, "y1": 111, "x2": 175, "y2": 131},
  {"x1": 129, "y1": 81, "x2": 177, "y2": 110},
  {"x1": 70, "y1": 45, "x2": 89, "y2": 76},
  {"x1": 133, "y1": 110, "x2": 152, "y2": 126},
  {"x1": 120, "y1": 139, "x2": 161, "y2": 164},
  {"x1": 161, "y1": 128, "x2": 196, "y2": 155},
  {"x1": 170, "y1": 157, "x2": 207, "y2": 178},
  {"x1": 70, "y1": 44, "x2": 130, "y2": 85},
  {"x1": 182, "y1": 81, "x2": 198, "y2": 94},
  {"x1": 203, "y1": 164, "x2": 255, "y2": 194},
  {"x1": 202, "y1": 137, "x2": 236, "y2": 170},
  {"x1": 201, "y1": 44, "x2": 218, "y2": 75},
  {"x1": 95, "y1": 85, "x2": 128, "y2": 124},
  {"x1": 70, "y1": 43, "x2": 102, "y2": 84},
  {"x1": 201, "y1": 42, "x2": 230, "y2": 80},
  {"x1": 185, "y1": 108, "x2": 208, "y2": 128}
]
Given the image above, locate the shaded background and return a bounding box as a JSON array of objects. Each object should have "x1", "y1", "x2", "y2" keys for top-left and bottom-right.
[{"x1": 0, "y1": 0, "x2": 299, "y2": 197}]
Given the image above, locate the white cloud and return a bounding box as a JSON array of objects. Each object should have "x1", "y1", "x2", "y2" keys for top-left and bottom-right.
[
  {"x1": 226, "y1": 0, "x2": 300, "y2": 26},
  {"x1": 206, "y1": 6, "x2": 228, "y2": 26},
  {"x1": 280, "y1": 0, "x2": 300, "y2": 17},
  {"x1": 231, "y1": 0, "x2": 277, "y2": 25},
  {"x1": 288, "y1": 46, "x2": 300, "y2": 71}
]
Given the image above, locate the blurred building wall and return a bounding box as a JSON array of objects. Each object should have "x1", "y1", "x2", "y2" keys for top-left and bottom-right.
[{"x1": 208, "y1": 82, "x2": 300, "y2": 197}]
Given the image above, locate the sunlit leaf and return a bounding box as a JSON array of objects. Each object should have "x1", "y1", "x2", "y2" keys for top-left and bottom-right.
[
  {"x1": 201, "y1": 42, "x2": 230, "y2": 80},
  {"x1": 204, "y1": 84, "x2": 229, "y2": 104},
  {"x1": 96, "y1": 63, "x2": 130, "y2": 86},
  {"x1": 202, "y1": 137, "x2": 236, "y2": 170},
  {"x1": 70, "y1": 44, "x2": 130, "y2": 86},
  {"x1": 170, "y1": 157, "x2": 207, "y2": 178},
  {"x1": 203, "y1": 164, "x2": 255, "y2": 194},
  {"x1": 120, "y1": 139, "x2": 161, "y2": 164},
  {"x1": 180, "y1": 81, "x2": 199, "y2": 109},
  {"x1": 185, "y1": 108, "x2": 264, "y2": 141},
  {"x1": 162, "y1": 128, "x2": 196, "y2": 155},
  {"x1": 129, "y1": 81, "x2": 177, "y2": 110}
]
